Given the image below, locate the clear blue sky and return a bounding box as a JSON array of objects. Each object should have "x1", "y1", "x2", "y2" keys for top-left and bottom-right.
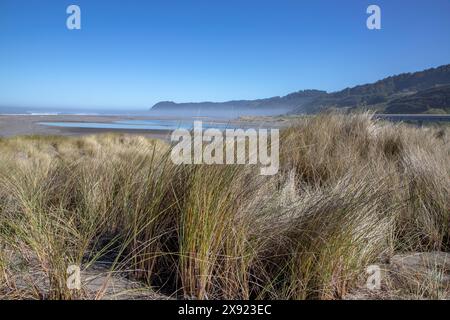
[{"x1": 1, "y1": 0, "x2": 450, "y2": 109}]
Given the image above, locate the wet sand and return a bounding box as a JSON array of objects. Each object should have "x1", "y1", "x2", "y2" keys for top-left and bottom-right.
[
  {"x1": 0, "y1": 114, "x2": 281, "y2": 140},
  {"x1": 0, "y1": 115, "x2": 173, "y2": 139}
]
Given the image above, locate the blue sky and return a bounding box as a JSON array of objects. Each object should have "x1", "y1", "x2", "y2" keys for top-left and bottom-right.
[{"x1": 1, "y1": 0, "x2": 450, "y2": 110}]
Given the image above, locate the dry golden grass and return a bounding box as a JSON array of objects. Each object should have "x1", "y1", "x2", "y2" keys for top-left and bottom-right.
[{"x1": 0, "y1": 114, "x2": 448, "y2": 299}]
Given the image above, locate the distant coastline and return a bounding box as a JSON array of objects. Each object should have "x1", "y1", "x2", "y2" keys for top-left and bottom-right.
[{"x1": 150, "y1": 64, "x2": 450, "y2": 116}]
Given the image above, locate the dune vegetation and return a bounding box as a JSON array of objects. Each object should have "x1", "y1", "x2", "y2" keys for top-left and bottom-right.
[{"x1": 0, "y1": 113, "x2": 449, "y2": 300}]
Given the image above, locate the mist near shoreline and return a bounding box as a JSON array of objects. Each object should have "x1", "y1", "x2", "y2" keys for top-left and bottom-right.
[
  {"x1": 148, "y1": 107, "x2": 292, "y2": 119},
  {"x1": 0, "y1": 106, "x2": 291, "y2": 119}
]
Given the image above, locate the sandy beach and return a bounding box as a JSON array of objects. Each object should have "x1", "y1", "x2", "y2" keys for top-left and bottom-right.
[
  {"x1": 0, "y1": 115, "x2": 179, "y2": 140},
  {"x1": 0, "y1": 114, "x2": 288, "y2": 140}
]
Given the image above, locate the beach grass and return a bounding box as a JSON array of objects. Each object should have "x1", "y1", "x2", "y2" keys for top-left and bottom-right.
[{"x1": 0, "y1": 113, "x2": 448, "y2": 299}]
